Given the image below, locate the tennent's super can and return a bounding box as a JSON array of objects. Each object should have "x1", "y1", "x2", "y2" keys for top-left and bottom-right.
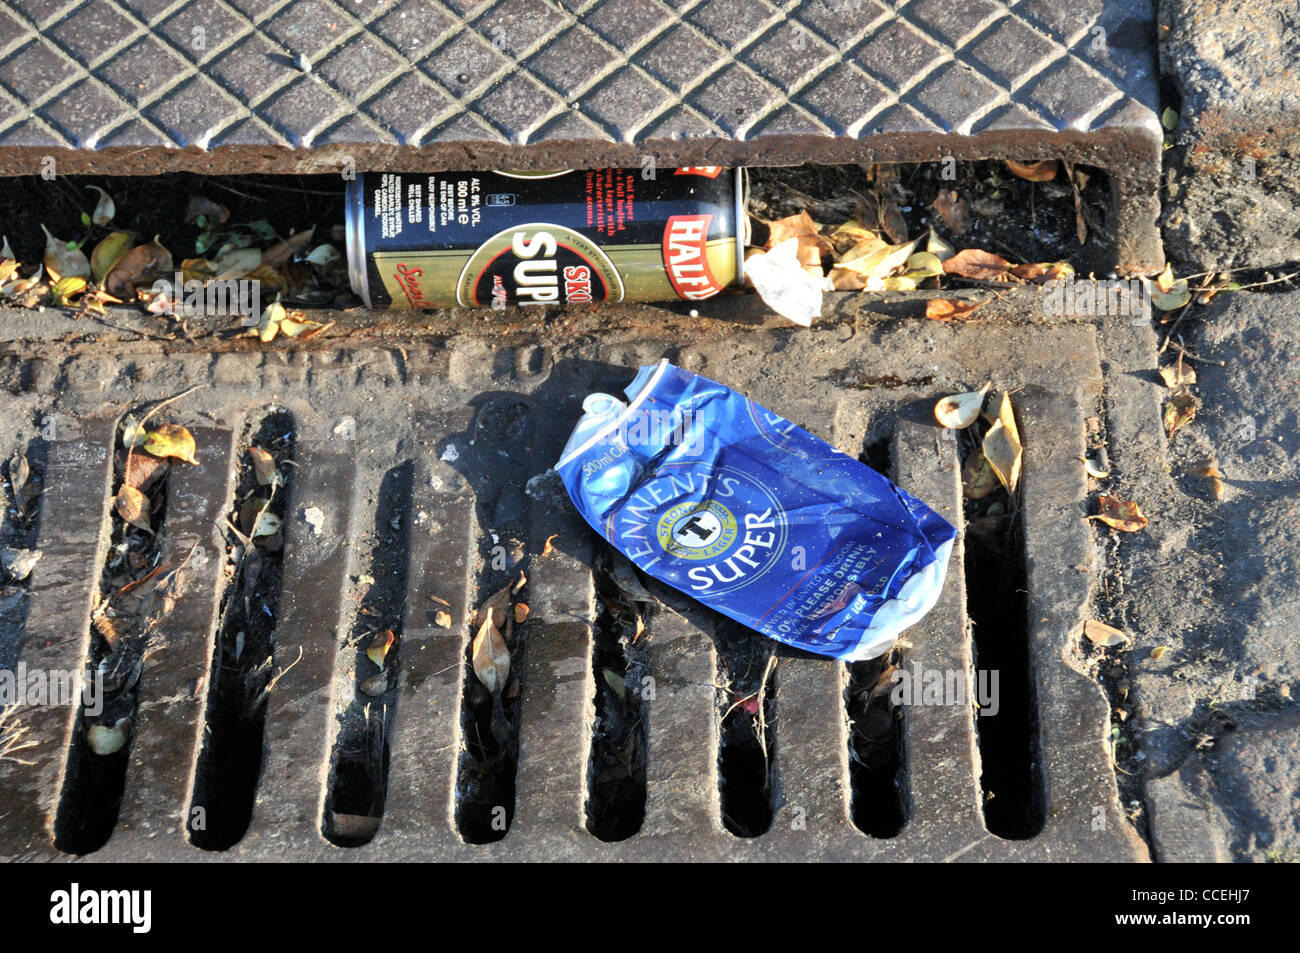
[{"x1": 345, "y1": 168, "x2": 746, "y2": 309}]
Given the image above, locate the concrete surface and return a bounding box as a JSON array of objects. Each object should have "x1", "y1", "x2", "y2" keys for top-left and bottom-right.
[
  {"x1": 1159, "y1": 0, "x2": 1300, "y2": 269},
  {"x1": 1101, "y1": 288, "x2": 1300, "y2": 861}
]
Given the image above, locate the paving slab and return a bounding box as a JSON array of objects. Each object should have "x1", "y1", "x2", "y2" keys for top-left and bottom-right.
[
  {"x1": 0, "y1": 0, "x2": 1164, "y2": 271},
  {"x1": 1159, "y1": 0, "x2": 1300, "y2": 269}
]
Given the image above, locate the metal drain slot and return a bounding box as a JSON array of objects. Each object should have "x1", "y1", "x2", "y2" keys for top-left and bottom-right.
[
  {"x1": 374, "y1": 412, "x2": 474, "y2": 848},
  {"x1": 455, "y1": 398, "x2": 535, "y2": 844},
  {"x1": 957, "y1": 391, "x2": 1047, "y2": 840},
  {"x1": 54, "y1": 414, "x2": 176, "y2": 855},
  {"x1": 322, "y1": 461, "x2": 414, "y2": 847},
  {"x1": 0, "y1": 418, "x2": 114, "y2": 860},
  {"x1": 715, "y1": 620, "x2": 777, "y2": 839},
  {"x1": 585, "y1": 553, "x2": 649, "y2": 842},
  {"x1": 115, "y1": 428, "x2": 236, "y2": 847},
  {"x1": 240, "y1": 443, "x2": 358, "y2": 850},
  {"x1": 188, "y1": 413, "x2": 297, "y2": 851},
  {"x1": 848, "y1": 434, "x2": 908, "y2": 839}
]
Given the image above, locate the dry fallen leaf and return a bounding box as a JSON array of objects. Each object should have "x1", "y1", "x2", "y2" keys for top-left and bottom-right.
[
  {"x1": 514, "y1": 603, "x2": 530, "y2": 624},
  {"x1": 434, "y1": 610, "x2": 452, "y2": 629},
  {"x1": 87, "y1": 718, "x2": 130, "y2": 756},
  {"x1": 961, "y1": 451, "x2": 1001, "y2": 500},
  {"x1": 105, "y1": 237, "x2": 172, "y2": 299},
  {"x1": 90, "y1": 231, "x2": 134, "y2": 283},
  {"x1": 1154, "y1": 262, "x2": 1176, "y2": 294},
  {"x1": 931, "y1": 189, "x2": 971, "y2": 234},
  {"x1": 248, "y1": 446, "x2": 278, "y2": 486},
  {"x1": 366, "y1": 629, "x2": 395, "y2": 669},
  {"x1": 1159, "y1": 362, "x2": 1197, "y2": 388},
  {"x1": 762, "y1": 211, "x2": 828, "y2": 277},
  {"x1": 1164, "y1": 393, "x2": 1198, "y2": 438},
  {"x1": 942, "y1": 248, "x2": 1011, "y2": 281},
  {"x1": 1084, "y1": 620, "x2": 1128, "y2": 647},
  {"x1": 541, "y1": 533, "x2": 558, "y2": 557},
  {"x1": 1145, "y1": 276, "x2": 1191, "y2": 311},
  {"x1": 257, "y1": 299, "x2": 285, "y2": 343},
  {"x1": 1008, "y1": 260, "x2": 1073, "y2": 284},
  {"x1": 934, "y1": 382, "x2": 991, "y2": 429},
  {"x1": 87, "y1": 186, "x2": 116, "y2": 226},
  {"x1": 50, "y1": 275, "x2": 87, "y2": 306},
  {"x1": 826, "y1": 220, "x2": 876, "y2": 255},
  {"x1": 262, "y1": 228, "x2": 316, "y2": 269},
  {"x1": 1150, "y1": 646, "x2": 1171, "y2": 661},
  {"x1": 279, "y1": 315, "x2": 334, "y2": 339},
  {"x1": 359, "y1": 673, "x2": 388, "y2": 697},
  {"x1": 474, "y1": 571, "x2": 527, "y2": 629},
  {"x1": 184, "y1": 195, "x2": 230, "y2": 225},
  {"x1": 471, "y1": 615, "x2": 510, "y2": 694},
  {"x1": 925, "y1": 297, "x2": 985, "y2": 321},
  {"x1": 982, "y1": 393, "x2": 1023, "y2": 493},
  {"x1": 1005, "y1": 159, "x2": 1059, "y2": 182},
  {"x1": 41, "y1": 224, "x2": 90, "y2": 282},
  {"x1": 144, "y1": 423, "x2": 199, "y2": 465},
  {"x1": 1189, "y1": 460, "x2": 1224, "y2": 500},
  {"x1": 123, "y1": 451, "x2": 168, "y2": 492},
  {"x1": 115, "y1": 484, "x2": 152, "y2": 533},
  {"x1": 1088, "y1": 495, "x2": 1148, "y2": 532}
]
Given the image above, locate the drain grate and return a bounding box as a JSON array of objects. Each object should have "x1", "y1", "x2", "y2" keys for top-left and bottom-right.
[
  {"x1": 0, "y1": 319, "x2": 1147, "y2": 861},
  {"x1": 0, "y1": 0, "x2": 1163, "y2": 270}
]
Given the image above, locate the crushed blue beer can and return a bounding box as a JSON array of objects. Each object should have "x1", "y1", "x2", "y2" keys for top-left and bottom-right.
[{"x1": 555, "y1": 360, "x2": 957, "y2": 661}]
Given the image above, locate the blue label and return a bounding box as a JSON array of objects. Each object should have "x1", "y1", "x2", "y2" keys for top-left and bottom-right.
[{"x1": 556, "y1": 361, "x2": 957, "y2": 661}]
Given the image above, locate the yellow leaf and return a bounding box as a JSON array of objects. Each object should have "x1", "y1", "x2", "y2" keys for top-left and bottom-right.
[
  {"x1": 280, "y1": 316, "x2": 334, "y2": 339},
  {"x1": 1159, "y1": 362, "x2": 1197, "y2": 388},
  {"x1": 90, "y1": 231, "x2": 134, "y2": 283},
  {"x1": 366, "y1": 629, "x2": 395, "y2": 669},
  {"x1": 836, "y1": 235, "x2": 919, "y2": 280},
  {"x1": 471, "y1": 615, "x2": 510, "y2": 693},
  {"x1": 257, "y1": 299, "x2": 285, "y2": 343},
  {"x1": 981, "y1": 393, "x2": 1023, "y2": 493},
  {"x1": 50, "y1": 275, "x2": 87, "y2": 305},
  {"x1": 144, "y1": 423, "x2": 199, "y2": 465},
  {"x1": 827, "y1": 221, "x2": 877, "y2": 254}
]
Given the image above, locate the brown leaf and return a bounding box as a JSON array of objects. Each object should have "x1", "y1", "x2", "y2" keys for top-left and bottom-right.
[
  {"x1": 261, "y1": 228, "x2": 316, "y2": 269},
  {"x1": 514, "y1": 603, "x2": 530, "y2": 624},
  {"x1": 1005, "y1": 159, "x2": 1059, "y2": 182},
  {"x1": 942, "y1": 248, "x2": 1011, "y2": 281},
  {"x1": 1088, "y1": 495, "x2": 1148, "y2": 532},
  {"x1": 1084, "y1": 620, "x2": 1128, "y2": 647},
  {"x1": 114, "y1": 484, "x2": 152, "y2": 533},
  {"x1": 925, "y1": 297, "x2": 985, "y2": 321},
  {"x1": 931, "y1": 189, "x2": 971, "y2": 235},
  {"x1": 540, "y1": 533, "x2": 558, "y2": 557},
  {"x1": 1164, "y1": 393, "x2": 1198, "y2": 438},
  {"x1": 121, "y1": 451, "x2": 169, "y2": 492},
  {"x1": 473, "y1": 570, "x2": 527, "y2": 629},
  {"x1": 762, "y1": 211, "x2": 826, "y2": 277},
  {"x1": 1008, "y1": 261, "x2": 1072, "y2": 284},
  {"x1": 1189, "y1": 459, "x2": 1224, "y2": 500},
  {"x1": 184, "y1": 196, "x2": 230, "y2": 225},
  {"x1": 434, "y1": 610, "x2": 452, "y2": 629},
  {"x1": 962, "y1": 451, "x2": 1001, "y2": 500},
  {"x1": 248, "y1": 446, "x2": 278, "y2": 486},
  {"x1": 41, "y1": 225, "x2": 90, "y2": 282},
  {"x1": 105, "y1": 237, "x2": 172, "y2": 299}
]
